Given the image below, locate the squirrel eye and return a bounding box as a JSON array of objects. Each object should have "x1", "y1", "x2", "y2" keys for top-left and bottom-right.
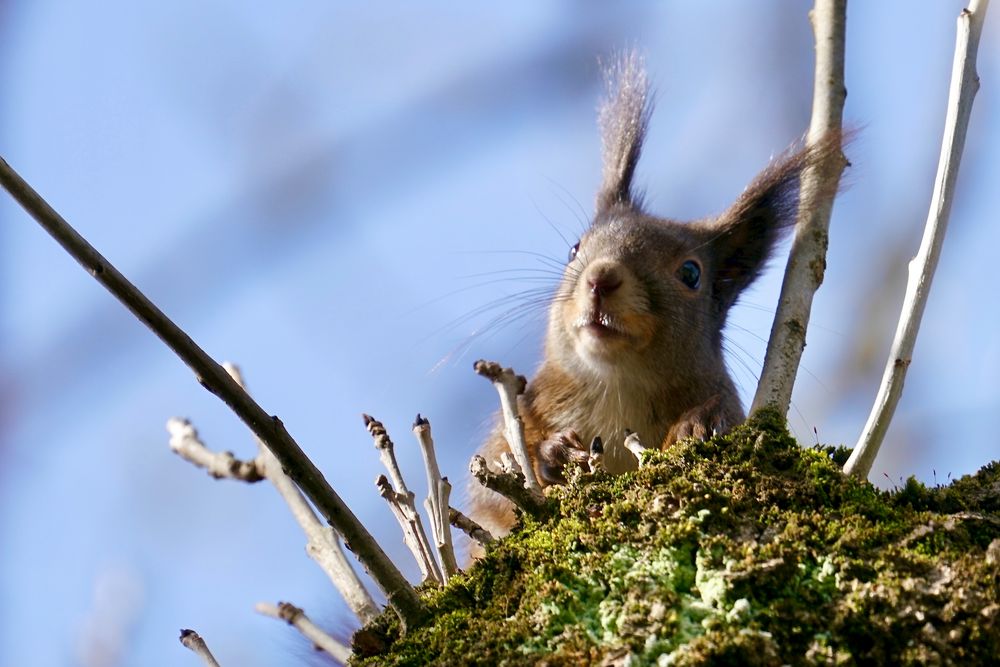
[
  {"x1": 568, "y1": 242, "x2": 580, "y2": 262},
  {"x1": 678, "y1": 260, "x2": 701, "y2": 289}
]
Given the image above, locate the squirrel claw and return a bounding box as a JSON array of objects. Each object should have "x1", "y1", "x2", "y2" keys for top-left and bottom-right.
[
  {"x1": 537, "y1": 429, "x2": 589, "y2": 486},
  {"x1": 663, "y1": 395, "x2": 728, "y2": 447}
]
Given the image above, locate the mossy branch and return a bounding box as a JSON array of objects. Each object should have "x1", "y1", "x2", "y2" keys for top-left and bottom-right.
[
  {"x1": 845, "y1": 0, "x2": 991, "y2": 479},
  {"x1": 0, "y1": 156, "x2": 426, "y2": 631}
]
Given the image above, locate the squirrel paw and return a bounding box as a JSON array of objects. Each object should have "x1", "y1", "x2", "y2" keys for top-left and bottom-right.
[
  {"x1": 537, "y1": 429, "x2": 589, "y2": 486},
  {"x1": 663, "y1": 395, "x2": 728, "y2": 446}
]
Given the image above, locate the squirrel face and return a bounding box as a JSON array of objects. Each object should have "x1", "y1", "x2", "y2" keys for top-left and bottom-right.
[{"x1": 551, "y1": 210, "x2": 718, "y2": 383}]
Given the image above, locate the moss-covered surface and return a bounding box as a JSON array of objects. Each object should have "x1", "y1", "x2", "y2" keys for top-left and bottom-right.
[{"x1": 352, "y1": 411, "x2": 1000, "y2": 666}]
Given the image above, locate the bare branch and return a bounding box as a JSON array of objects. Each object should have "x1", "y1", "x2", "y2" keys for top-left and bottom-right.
[
  {"x1": 221, "y1": 364, "x2": 379, "y2": 623},
  {"x1": 845, "y1": 0, "x2": 991, "y2": 479},
  {"x1": 413, "y1": 415, "x2": 459, "y2": 579},
  {"x1": 751, "y1": 0, "x2": 849, "y2": 416},
  {"x1": 364, "y1": 413, "x2": 411, "y2": 494},
  {"x1": 449, "y1": 506, "x2": 495, "y2": 548},
  {"x1": 376, "y1": 475, "x2": 443, "y2": 584},
  {"x1": 473, "y1": 360, "x2": 542, "y2": 492},
  {"x1": 255, "y1": 602, "x2": 351, "y2": 664},
  {"x1": 364, "y1": 415, "x2": 442, "y2": 584},
  {"x1": 178, "y1": 629, "x2": 221, "y2": 667},
  {"x1": 469, "y1": 455, "x2": 547, "y2": 517},
  {"x1": 167, "y1": 418, "x2": 265, "y2": 482},
  {"x1": 0, "y1": 160, "x2": 425, "y2": 629}
]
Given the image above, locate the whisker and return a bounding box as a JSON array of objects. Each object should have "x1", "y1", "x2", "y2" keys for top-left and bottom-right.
[{"x1": 544, "y1": 176, "x2": 592, "y2": 235}]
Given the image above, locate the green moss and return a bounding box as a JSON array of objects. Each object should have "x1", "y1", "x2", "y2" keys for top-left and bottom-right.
[{"x1": 352, "y1": 411, "x2": 1000, "y2": 665}]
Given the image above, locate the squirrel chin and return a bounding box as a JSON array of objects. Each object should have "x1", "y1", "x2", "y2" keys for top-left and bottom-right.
[{"x1": 570, "y1": 328, "x2": 632, "y2": 372}]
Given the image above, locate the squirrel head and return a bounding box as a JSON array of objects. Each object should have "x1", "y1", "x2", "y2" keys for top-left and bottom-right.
[{"x1": 545, "y1": 53, "x2": 837, "y2": 387}]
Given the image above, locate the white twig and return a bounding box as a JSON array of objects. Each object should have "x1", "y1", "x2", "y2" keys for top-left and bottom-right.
[
  {"x1": 751, "y1": 0, "x2": 849, "y2": 416},
  {"x1": 225, "y1": 364, "x2": 379, "y2": 624},
  {"x1": 167, "y1": 418, "x2": 265, "y2": 482},
  {"x1": 449, "y1": 506, "x2": 496, "y2": 548},
  {"x1": 413, "y1": 415, "x2": 459, "y2": 579},
  {"x1": 364, "y1": 413, "x2": 410, "y2": 494},
  {"x1": 846, "y1": 0, "x2": 990, "y2": 479},
  {"x1": 0, "y1": 154, "x2": 426, "y2": 628},
  {"x1": 179, "y1": 629, "x2": 221, "y2": 667},
  {"x1": 364, "y1": 414, "x2": 442, "y2": 584},
  {"x1": 376, "y1": 475, "x2": 443, "y2": 584},
  {"x1": 255, "y1": 601, "x2": 351, "y2": 664},
  {"x1": 473, "y1": 360, "x2": 542, "y2": 492},
  {"x1": 623, "y1": 431, "x2": 647, "y2": 467}
]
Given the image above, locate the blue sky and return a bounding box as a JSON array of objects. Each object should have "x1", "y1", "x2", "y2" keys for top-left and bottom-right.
[{"x1": 2, "y1": 2, "x2": 998, "y2": 665}]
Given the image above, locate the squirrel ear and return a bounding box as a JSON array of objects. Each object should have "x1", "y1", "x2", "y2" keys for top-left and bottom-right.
[
  {"x1": 595, "y1": 52, "x2": 653, "y2": 213},
  {"x1": 705, "y1": 133, "x2": 845, "y2": 311}
]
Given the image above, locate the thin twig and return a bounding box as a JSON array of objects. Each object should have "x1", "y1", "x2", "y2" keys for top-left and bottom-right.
[
  {"x1": 846, "y1": 0, "x2": 990, "y2": 479},
  {"x1": 255, "y1": 602, "x2": 351, "y2": 664},
  {"x1": 473, "y1": 360, "x2": 542, "y2": 492},
  {"x1": 364, "y1": 414, "x2": 410, "y2": 494},
  {"x1": 469, "y1": 455, "x2": 547, "y2": 517},
  {"x1": 413, "y1": 415, "x2": 459, "y2": 579},
  {"x1": 365, "y1": 415, "x2": 442, "y2": 584},
  {"x1": 376, "y1": 475, "x2": 443, "y2": 584},
  {"x1": 167, "y1": 418, "x2": 265, "y2": 482},
  {"x1": 179, "y1": 629, "x2": 221, "y2": 667},
  {"x1": 225, "y1": 364, "x2": 379, "y2": 623},
  {"x1": 449, "y1": 506, "x2": 496, "y2": 547},
  {"x1": 0, "y1": 160, "x2": 425, "y2": 630},
  {"x1": 751, "y1": 0, "x2": 849, "y2": 416},
  {"x1": 169, "y1": 408, "x2": 378, "y2": 619}
]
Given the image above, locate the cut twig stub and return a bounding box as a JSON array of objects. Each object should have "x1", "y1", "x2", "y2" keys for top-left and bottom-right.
[
  {"x1": 255, "y1": 601, "x2": 351, "y2": 663},
  {"x1": 413, "y1": 415, "x2": 459, "y2": 579},
  {"x1": 623, "y1": 430, "x2": 647, "y2": 467},
  {"x1": 474, "y1": 360, "x2": 542, "y2": 492},
  {"x1": 470, "y1": 455, "x2": 548, "y2": 518},
  {"x1": 179, "y1": 629, "x2": 222, "y2": 667},
  {"x1": 365, "y1": 413, "x2": 410, "y2": 494}
]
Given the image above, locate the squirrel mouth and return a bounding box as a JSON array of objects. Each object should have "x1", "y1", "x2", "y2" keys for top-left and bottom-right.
[{"x1": 576, "y1": 311, "x2": 625, "y2": 339}]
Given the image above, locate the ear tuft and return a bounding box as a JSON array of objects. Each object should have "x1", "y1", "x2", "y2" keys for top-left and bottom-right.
[
  {"x1": 596, "y1": 51, "x2": 653, "y2": 212},
  {"x1": 706, "y1": 131, "x2": 847, "y2": 312}
]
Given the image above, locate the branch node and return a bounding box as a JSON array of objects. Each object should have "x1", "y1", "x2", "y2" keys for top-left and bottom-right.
[
  {"x1": 449, "y1": 506, "x2": 496, "y2": 547},
  {"x1": 470, "y1": 455, "x2": 548, "y2": 517}
]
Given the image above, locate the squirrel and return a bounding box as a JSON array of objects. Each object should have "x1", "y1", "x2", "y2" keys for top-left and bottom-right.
[{"x1": 467, "y1": 53, "x2": 842, "y2": 540}]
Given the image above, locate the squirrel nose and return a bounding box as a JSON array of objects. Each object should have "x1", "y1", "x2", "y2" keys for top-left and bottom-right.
[{"x1": 587, "y1": 266, "x2": 623, "y2": 297}]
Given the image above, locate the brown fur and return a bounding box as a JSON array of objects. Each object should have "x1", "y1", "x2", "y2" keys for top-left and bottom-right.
[{"x1": 467, "y1": 53, "x2": 844, "y2": 540}]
